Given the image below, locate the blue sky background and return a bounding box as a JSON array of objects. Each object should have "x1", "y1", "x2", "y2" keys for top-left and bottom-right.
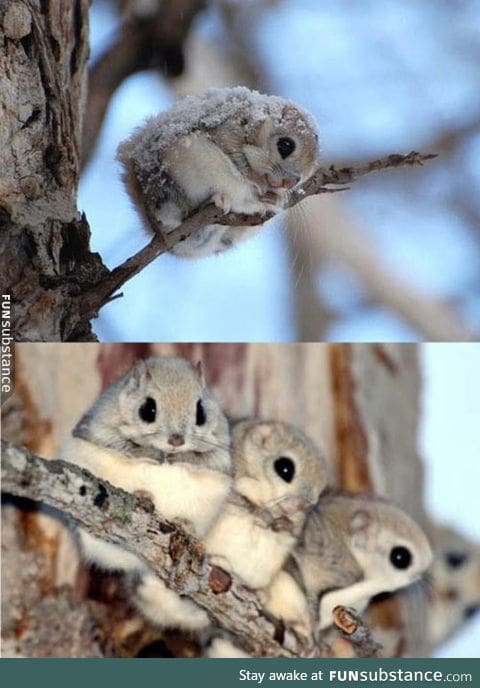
[{"x1": 81, "y1": 0, "x2": 480, "y2": 342}]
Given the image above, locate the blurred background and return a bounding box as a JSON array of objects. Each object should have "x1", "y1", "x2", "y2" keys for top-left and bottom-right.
[
  {"x1": 420, "y1": 344, "x2": 480, "y2": 657},
  {"x1": 80, "y1": 0, "x2": 480, "y2": 342}
]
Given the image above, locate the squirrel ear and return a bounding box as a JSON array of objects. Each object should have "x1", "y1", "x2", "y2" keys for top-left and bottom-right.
[
  {"x1": 250, "y1": 422, "x2": 273, "y2": 448},
  {"x1": 348, "y1": 509, "x2": 372, "y2": 537},
  {"x1": 195, "y1": 361, "x2": 205, "y2": 383},
  {"x1": 119, "y1": 360, "x2": 150, "y2": 417},
  {"x1": 126, "y1": 358, "x2": 150, "y2": 391},
  {"x1": 253, "y1": 117, "x2": 274, "y2": 147}
]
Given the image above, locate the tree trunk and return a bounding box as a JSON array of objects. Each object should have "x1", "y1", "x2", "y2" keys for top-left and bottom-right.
[
  {"x1": 331, "y1": 344, "x2": 428, "y2": 656},
  {"x1": 0, "y1": 0, "x2": 108, "y2": 342}
]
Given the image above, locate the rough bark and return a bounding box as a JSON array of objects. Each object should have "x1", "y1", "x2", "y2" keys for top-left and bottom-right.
[
  {"x1": 1, "y1": 501, "x2": 106, "y2": 657},
  {"x1": 4, "y1": 438, "x2": 419, "y2": 658},
  {"x1": 0, "y1": 0, "x2": 105, "y2": 342}
]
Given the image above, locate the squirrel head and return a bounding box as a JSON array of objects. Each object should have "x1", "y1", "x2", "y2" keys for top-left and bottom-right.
[
  {"x1": 345, "y1": 498, "x2": 433, "y2": 589},
  {"x1": 105, "y1": 357, "x2": 230, "y2": 463},
  {"x1": 242, "y1": 102, "x2": 319, "y2": 195},
  {"x1": 232, "y1": 419, "x2": 328, "y2": 528},
  {"x1": 427, "y1": 524, "x2": 480, "y2": 640}
]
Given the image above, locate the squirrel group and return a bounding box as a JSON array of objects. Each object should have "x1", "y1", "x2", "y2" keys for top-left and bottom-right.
[{"x1": 60, "y1": 355, "x2": 433, "y2": 656}]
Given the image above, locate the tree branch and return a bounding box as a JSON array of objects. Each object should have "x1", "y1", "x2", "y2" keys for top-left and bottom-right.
[
  {"x1": 1, "y1": 440, "x2": 311, "y2": 657},
  {"x1": 332, "y1": 606, "x2": 382, "y2": 658},
  {"x1": 79, "y1": 151, "x2": 438, "y2": 319}
]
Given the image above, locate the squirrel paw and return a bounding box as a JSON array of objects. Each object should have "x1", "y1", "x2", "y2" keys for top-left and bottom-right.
[{"x1": 211, "y1": 192, "x2": 232, "y2": 214}]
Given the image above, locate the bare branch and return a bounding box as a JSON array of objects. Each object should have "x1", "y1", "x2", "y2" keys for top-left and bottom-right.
[
  {"x1": 292, "y1": 151, "x2": 437, "y2": 201},
  {"x1": 3, "y1": 442, "x2": 388, "y2": 658},
  {"x1": 1, "y1": 441, "x2": 309, "y2": 657}
]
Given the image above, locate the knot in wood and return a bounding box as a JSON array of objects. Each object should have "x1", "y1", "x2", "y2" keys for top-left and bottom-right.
[
  {"x1": 20, "y1": 175, "x2": 42, "y2": 200},
  {"x1": 273, "y1": 618, "x2": 286, "y2": 644},
  {"x1": 208, "y1": 566, "x2": 232, "y2": 594},
  {"x1": 4, "y1": 4, "x2": 32, "y2": 40},
  {"x1": 169, "y1": 532, "x2": 188, "y2": 562},
  {"x1": 132, "y1": 489, "x2": 155, "y2": 513}
]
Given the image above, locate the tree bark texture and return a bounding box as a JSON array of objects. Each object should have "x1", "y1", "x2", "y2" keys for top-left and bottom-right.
[
  {"x1": 2, "y1": 441, "x2": 316, "y2": 657},
  {"x1": 0, "y1": 0, "x2": 106, "y2": 342}
]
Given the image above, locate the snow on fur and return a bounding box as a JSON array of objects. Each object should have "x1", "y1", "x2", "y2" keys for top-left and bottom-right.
[{"x1": 117, "y1": 87, "x2": 318, "y2": 176}]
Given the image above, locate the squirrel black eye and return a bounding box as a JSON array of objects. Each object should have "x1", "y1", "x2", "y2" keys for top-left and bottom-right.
[
  {"x1": 277, "y1": 137, "x2": 296, "y2": 159},
  {"x1": 445, "y1": 551, "x2": 468, "y2": 569},
  {"x1": 390, "y1": 546, "x2": 412, "y2": 570},
  {"x1": 274, "y1": 456, "x2": 295, "y2": 483},
  {"x1": 196, "y1": 399, "x2": 207, "y2": 426},
  {"x1": 139, "y1": 397, "x2": 156, "y2": 423}
]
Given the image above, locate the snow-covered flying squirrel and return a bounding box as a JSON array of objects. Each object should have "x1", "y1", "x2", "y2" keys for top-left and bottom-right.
[
  {"x1": 59, "y1": 356, "x2": 232, "y2": 631},
  {"x1": 265, "y1": 493, "x2": 433, "y2": 639},
  {"x1": 118, "y1": 86, "x2": 320, "y2": 258}
]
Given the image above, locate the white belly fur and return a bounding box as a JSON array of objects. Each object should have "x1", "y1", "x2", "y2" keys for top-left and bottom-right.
[
  {"x1": 78, "y1": 529, "x2": 144, "y2": 572},
  {"x1": 205, "y1": 504, "x2": 294, "y2": 589},
  {"x1": 61, "y1": 436, "x2": 231, "y2": 631},
  {"x1": 164, "y1": 133, "x2": 266, "y2": 215},
  {"x1": 60, "y1": 436, "x2": 231, "y2": 537},
  {"x1": 265, "y1": 570, "x2": 311, "y2": 639}
]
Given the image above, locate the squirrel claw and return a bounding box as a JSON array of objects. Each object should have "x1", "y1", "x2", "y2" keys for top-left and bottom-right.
[{"x1": 211, "y1": 192, "x2": 231, "y2": 215}]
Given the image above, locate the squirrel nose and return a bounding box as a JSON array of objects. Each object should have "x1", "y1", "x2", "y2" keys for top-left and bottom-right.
[
  {"x1": 267, "y1": 174, "x2": 299, "y2": 190},
  {"x1": 281, "y1": 176, "x2": 299, "y2": 189},
  {"x1": 168, "y1": 433, "x2": 185, "y2": 447},
  {"x1": 279, "y1": 497, "x2": 305, "y2": 515}
]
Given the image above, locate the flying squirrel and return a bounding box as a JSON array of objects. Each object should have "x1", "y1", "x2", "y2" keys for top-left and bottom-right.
[
  {"x1": 204, "y1": 418, "x2": 328, "y2": 589},
  {"x1": 266, "y1": 492, "x2": 433, "y2": 639},
  {"x1": 60, "y1": 356, "x2": 232, "y2": 631},
  {"x1": 426, "y1": 523, "x2": 480, "y2": 648},
  {"x1": 118, "y1": 86, "x2": 319, "y2": 258}
]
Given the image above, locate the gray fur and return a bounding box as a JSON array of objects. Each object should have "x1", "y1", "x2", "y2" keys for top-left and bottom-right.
[
  {"x1": 71, "y1": 356, "x2": 232, "y2": 476},
  {"x1": 118, "y1": 87, "x2": 320, "y2": 258}
]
